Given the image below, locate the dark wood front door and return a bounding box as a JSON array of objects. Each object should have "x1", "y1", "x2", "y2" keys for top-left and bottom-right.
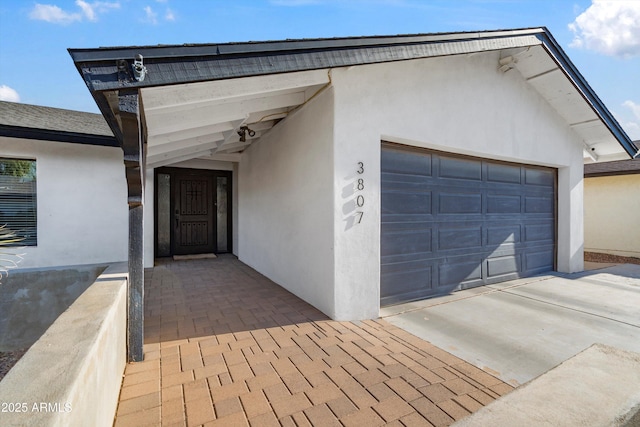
[
  {"x1": 155, "y1": 168, "x2": 232, "y2": 257},
  {"x1": 174, "y1": 172, "x2": 215, "y2": 255}
]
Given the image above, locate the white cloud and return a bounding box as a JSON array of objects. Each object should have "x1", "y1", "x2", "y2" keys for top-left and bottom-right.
[
  {"x1": 143, "y1": 6, "x2": 158, "y2": 24},
  {"x1": 29, "y1": 1, "x2": 119, "y2": 24},
  {"x1": 622, "y1": 100, "x2": 640, "y2": 140},
  {"x1": 623, "y1": 100, "x2": 640, "y2": 120},
  {"x1": 142, "y1": 4, "x2": 175, "y2": 23},
  {"x1": 569, "y1": 1, "x2": 640, "y2": 58},
  {"x1": 624, "y1": 121, "x2": 640, "y2": 141},
  {"x1": 29, "y1": 4, "x2": 82, "y2": 24},
  {"x1": 76, "y1": 0, "x2": 96, "y2": 20},
  {"x1": 0, "y1": 85, "x2": 21, "y2": 102}
]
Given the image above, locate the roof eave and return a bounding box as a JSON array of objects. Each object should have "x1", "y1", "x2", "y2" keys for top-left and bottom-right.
[
  {"x1": 536, "y1": 30, "x2": 638, "y2": 159},
  {"x1": 0, "y1": 124, "x2": 118, "y2": 147},
  {"x1": 67, "y1": 28, "x2": 547, "y2": 93},
  {"x1": 68, "y1": 27, "x2": 638, "y2": 158}
]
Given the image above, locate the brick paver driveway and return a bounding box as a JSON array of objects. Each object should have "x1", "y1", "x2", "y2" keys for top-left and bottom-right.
[{"x1": 113, "y1": 255, "x2": 513, "y2": 426}]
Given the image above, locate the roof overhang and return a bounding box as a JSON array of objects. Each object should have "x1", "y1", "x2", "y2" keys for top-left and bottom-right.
[
  {"x1": 68, "y1": 27, "x2": 639, "y2": 167},
  {"x1": 0, "y1": 125, "x2": 118, "y2": 147}
]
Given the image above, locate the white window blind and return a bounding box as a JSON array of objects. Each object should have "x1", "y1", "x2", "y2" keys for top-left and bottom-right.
[{"x1": 0, "y1": 158, "x2": 37, "y2": 246}]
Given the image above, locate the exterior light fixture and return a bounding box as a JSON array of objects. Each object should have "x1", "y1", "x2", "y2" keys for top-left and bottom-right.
[
  {"x1": 133, "y1": 54, "x2": 147, "y2": 82},
  {"x1": 237, "y1": 125, "x2": 256, "y2": 142}
]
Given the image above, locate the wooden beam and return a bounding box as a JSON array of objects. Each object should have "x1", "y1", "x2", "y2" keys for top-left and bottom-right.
[
  {"x1": 147, "y1": 133, "x2": 224, "y2": 157},
  {"x1": 147, "y1": 149, "x2": 213, "y2": 168},
  {"x1": 119, "y1": 89, "x2": 145, "y2": 362},
  {"x1": 145, "y1": 92, "x2": 304, "y2": 136},
  {"x1": 148, "y1": 122, "x2": 232, "y2": 146},
  {"x1": 141, "y1": 69, "x2": 329, "y2": 111},
  {"x1": 147, "y1": 142, "x2": 220, "y2": 165}
]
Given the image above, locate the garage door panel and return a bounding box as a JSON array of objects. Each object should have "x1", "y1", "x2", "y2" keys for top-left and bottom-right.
[
  {"x1": 438, "y1": 192, "x2": 482, "y2": 214},
  {"x1": 525, "y1": 196, "x2": 554, "y2": 213},
  {"x1": 439, "y1": 156, "x2": 482, "y2": 180},
  {"x1": 487, "y1": 194, "x2": 522, "y2": 214},
  {"x1": 438, "y1": 227, "x2": 482, "y2": 250},
  {"x1": 381, "y1": 144, "x2": 556, "y2": 305},
  {"x1": 381, "y1": 173, "x2": 434, "y2": 187},
  {"x1": 487, "y1": 163, "x2": 522, "y2": 184},
  {"x1": 381, "y1": 228, "x2": 432, "y2": 257},
  {"x1": 487, "y1": 255, "x2": 522, "y2": 278},
  {"x1": 381, "y1": 268, "x2": 433, "y2": 294},
  {"x1": 525, "y1": 168, "x2": 555, "y2": 186},
  {"x1": 381, "y1": 149, "x2": 432, "y2": 176},
  {"x1": 487, "y1": 225, "x2": 521, "y2": 245},
  {"x1": 524, "y1": 222, "x2": 555, "y2": 242},
  {"x1": 382, "y1": 190, "x2": 432, "y2": 215},
  {"x1": 524, "y1": 249, "x2": 555, "y2": 272},
  {"x1": 439, "y1": 260, "x2": 483, "y2": 287},
  {"x1": 380, "y1": 266, "x2": 434, "y2": 304}
]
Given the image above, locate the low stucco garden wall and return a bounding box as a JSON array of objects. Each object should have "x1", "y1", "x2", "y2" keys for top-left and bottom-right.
[
  {"x1": 0, "y1": 262, "x2": 127, "y2": 427},
  {"x1": 0, "y1": 264, "x2": 106, "y2": 352}
]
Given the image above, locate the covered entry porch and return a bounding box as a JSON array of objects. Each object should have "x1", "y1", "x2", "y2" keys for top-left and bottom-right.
[{"x1": 113, "y1": 255, "x2": 513, "y2": 426}]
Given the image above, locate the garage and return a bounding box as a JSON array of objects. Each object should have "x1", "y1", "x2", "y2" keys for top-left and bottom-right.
[{"x1": 381, "y1": 143, "x2": 556, "y2": 306}]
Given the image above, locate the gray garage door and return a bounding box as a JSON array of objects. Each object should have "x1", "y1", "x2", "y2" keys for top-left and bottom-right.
[{"x1": 381, "y1": 143, "x2": 556, "y2": 306}]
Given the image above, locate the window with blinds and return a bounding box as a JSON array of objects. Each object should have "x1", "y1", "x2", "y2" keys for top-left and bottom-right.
[{"x1": 0, "y1": 158, "x2": 37, "y2": 246}]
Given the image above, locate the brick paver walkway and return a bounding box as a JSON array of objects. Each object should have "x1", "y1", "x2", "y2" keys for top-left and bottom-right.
[{"x1": 113, "y1": 255, "x2": 514, "y2": 426}]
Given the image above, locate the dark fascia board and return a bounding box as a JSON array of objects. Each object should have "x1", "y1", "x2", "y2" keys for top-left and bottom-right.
[
  {"x1": 68, "y1": 27, "x2": 638, "y2": 158},
  {"x1": 584, "y1": 159, "x2": 640, "y2": 177},
  {"x1": 68, "y1": 28, "x2": 547, "y2": 93},
  {"x1": 0, "y1": 124, "x2": 119, "y2": 147},
  {"x1": 68, "y1": 28, "x2": 544, "y2": 62},
  {"x1": 536, "y1": 31, "x2": 638, "y2": 159}
]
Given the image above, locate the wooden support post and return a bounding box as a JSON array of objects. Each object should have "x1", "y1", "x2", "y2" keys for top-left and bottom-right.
[
  {"x1": 119, "y1": 89, "x2": 146, "y2": 362},
  {"x1": 128, "y1": 204, "x2": 144, "y2": 362}
]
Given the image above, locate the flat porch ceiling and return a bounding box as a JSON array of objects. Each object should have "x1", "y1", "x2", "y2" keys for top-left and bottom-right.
[{"x1": 141, "y1": 69, "x2": 330, "y2": 168}]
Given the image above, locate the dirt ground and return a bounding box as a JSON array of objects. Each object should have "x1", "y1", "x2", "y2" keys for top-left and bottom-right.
[
  {"x1": 0, "y1": 347, "x2": 28, "y2": 381},
  {"x1": 584, "y1": 251, "x2": 640, "y2": 265}
]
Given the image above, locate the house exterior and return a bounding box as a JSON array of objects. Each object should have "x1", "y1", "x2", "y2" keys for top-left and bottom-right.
[
  {"x1": 3, "y1": 28, "x2": 635, "y2": 361},
  {"x1": 0, "y1": 101, "x2": 127, "y2": 269},
  {"x1": 584, "y1": 154, "x2": 640, "y2": 259}
]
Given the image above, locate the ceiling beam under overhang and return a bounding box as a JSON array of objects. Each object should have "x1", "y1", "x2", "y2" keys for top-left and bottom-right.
[{"x1": 141, "y1": 69, "x2": 330, "y2": 112}]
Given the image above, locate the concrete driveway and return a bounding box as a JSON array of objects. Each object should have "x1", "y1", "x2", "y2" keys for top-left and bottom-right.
[{"x1": 382, "y1": 263, "x2": 640, "y2": 386}]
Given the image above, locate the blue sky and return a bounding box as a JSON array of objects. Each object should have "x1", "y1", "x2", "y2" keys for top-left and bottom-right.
[{"x1": 0, "y1": 0, "x2": 639, "y2": 139}]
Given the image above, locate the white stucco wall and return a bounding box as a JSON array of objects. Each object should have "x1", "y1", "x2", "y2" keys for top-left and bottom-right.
[
  {"x1": 331, "y1": 51, "x2": 585, "y2": 319},
  {"x1": 238, "y1": 87, "x2": 336, "y2": 317},
  {"x1": 0, "y1": 137, "x2": 128, "y2": 268},
  {"x1": 584, "y1": 174, "x2": 640, "y2": 258}
]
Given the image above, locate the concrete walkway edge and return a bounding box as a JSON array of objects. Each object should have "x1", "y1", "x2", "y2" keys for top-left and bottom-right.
[{"x1": 453, "y1": 344, "x2": 640, "y2": 427}]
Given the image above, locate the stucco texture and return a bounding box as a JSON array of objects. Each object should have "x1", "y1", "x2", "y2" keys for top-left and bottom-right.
[
  {"x1": 238, "y1": 86, "x2": 336, "y2": 318},
  {"x1": 584, "y1": 174, "x2": 640, "y2": 258},
  {"x1": 0, "y1": 137, "x2": 128, "y2": 268}
]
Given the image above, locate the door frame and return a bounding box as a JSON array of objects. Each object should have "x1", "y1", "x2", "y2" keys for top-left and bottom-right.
[{"x1": 154, "y1": 167, "x2": 233, "y2": 257}]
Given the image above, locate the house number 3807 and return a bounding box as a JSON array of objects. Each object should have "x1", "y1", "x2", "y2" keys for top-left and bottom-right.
[{"x1": 355, "y1": 162, "x2": 364, "y2": 224}]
